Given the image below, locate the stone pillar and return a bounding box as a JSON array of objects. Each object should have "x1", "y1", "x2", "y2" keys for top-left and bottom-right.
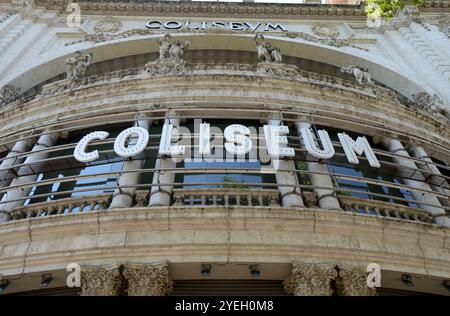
[
  {"x1": 0, "y1": 138, "x2": 30, "y2": 187},
  {"x1": 381, "y1": 137, "x2": 450, "y2": 227},
  {"x1": 0, "y1": 130, "x2": 59, "y2": 222},
  {"x1": 123, "y1": 262, "x2": 173, "y2": 296},
  {"x1": 81, "y1": 265, "x2": 122, "y2": 296},
  {"x1": 283, "y1": 263, "x2": 337, "y2": 296},
  {"x1": 336, "y1": 265, "x2": 377, "y2": 296},
  {"x1": 109, "y1": 117, "x2": 151, "y2": 209},
  {"x1": 295, "y1": 122, "x2": 341, "y2": 210},
  {"x1": 408, "y1": 144, "x2": 450, "y2": 208},
  {"x1": 268, "y1": 118, "x2": 304, "y2": 207},
  {"x1": 148, "y1": 118, "x2": 179, "y2": 207}
]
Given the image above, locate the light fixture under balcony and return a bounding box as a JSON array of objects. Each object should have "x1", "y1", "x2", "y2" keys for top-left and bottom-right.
[
  {"x1": 200, "y1": 264, "x2": 211, "y2": 277},
  {"x1": 0, "y1": 279, "x2": 9, "y2": 293},
  {"x1": 40, "y1": 273, "x2": 53, "y2": 287},
  {"x1": 401, "y1": 274, "x2": 414, "y2": 287},
  {"x1": 249, "y1": 265, "x2": 261, "y2": 277}
]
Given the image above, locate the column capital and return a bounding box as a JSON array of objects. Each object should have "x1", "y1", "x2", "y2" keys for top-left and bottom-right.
[
  {"x1": 81, "y1": 264, "x2": 122, "y2": 296},
  {"x1": 283, "y1": 263, "x2": 337, "y2": 296},
  {"x1": 123, "y1": 262, "x2": 173, "y2": 296},
  {"x1": 336, "y1": 265, "x2": 377, "y2": 296}
]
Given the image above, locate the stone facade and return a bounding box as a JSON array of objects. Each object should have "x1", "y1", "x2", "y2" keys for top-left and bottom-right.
[{"x1": 0, "y1": 0, "x2": 449, "y2": 296}]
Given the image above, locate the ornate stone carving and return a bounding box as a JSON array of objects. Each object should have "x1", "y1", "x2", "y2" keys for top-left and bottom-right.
[
  {"x1": 65, "y1": 51, "x2": 93, "y2": 81},
  {"x1": 372, "y1": 86, "x2": 399, "y2": 103},
  {"x1": 123, "y1": 262, "x2": 173, "y2": 296},
  {"x1": 284, "y1": 31, "x2": 367, "y2": 52},
  {"x1": 257, "y1": 62, "x2": 299, "y2": 79},
  {"x1": 411, "y1": 92, "x2": 450, "y2": 120},
  {"x1": 434, "y1": 14, "x2": 450, "y2": 39},
  {"x1": 0, "y1": 85, "x2": 21, "y2": 107},
  {"x1": 340, "y1": 65, "x2": 374, "y2": 85},
  {"x1": 336, "y1": 265, "x2": 377, "y2": 296},
  {"x1": 312, "y1": 24, "x2": 340, "y2": 39},
  {"x1": 93, "y1": 17, "x2": 122, "y2": 33},
  {"x1": 81, "y1": 265, "x2": 122, "y2": 296},
  {"x1": 283, "y1": 263, "x2": 337, "y2": 296},
  {"x1": 254, "y1": 34, "x2": 282, "y2": 63},
  {"x1": 145, "y1": 34, "x2": 190, "y2": 76}
]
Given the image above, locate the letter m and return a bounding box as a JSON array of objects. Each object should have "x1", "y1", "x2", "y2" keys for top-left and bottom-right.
[
  {"x1": 264, "y1": 23, "x2": 287, "y2": 32},
  {"x1": 337, "y1": 133, "x2": 381, "y2": 168}
]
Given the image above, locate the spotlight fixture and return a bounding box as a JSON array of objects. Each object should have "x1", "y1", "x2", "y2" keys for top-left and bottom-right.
[
  {"x1": 40, "y1": 273, "x2": 53, "y2": 287},
  {"x1": 249, "y1": 265, "x2": 260, "y2": 277},
  {"x1": 401, "y1": 274, "x2": 414, "y2": 287},
  {"x1": 0, "y1": 279, "x2": 9, "y2": 293},
  {"x1": 442, "y1": 280, "x2": 450, "y2": 292},
  {"x1": 200, "y1": 264, "x2": 211, "y2": 277}
]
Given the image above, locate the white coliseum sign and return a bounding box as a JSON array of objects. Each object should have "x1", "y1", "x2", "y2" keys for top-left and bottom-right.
[{"x1": 73, "y1": 121, "x2": 381, "y2": 168}]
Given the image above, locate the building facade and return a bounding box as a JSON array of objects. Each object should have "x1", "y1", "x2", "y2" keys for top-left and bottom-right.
[{"x1": 0, "y1": 0, "x2": 450, "y2": 295}]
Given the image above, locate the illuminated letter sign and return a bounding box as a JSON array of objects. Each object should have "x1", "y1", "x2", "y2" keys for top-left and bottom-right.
[
  {"x1": 338, "y1": 133, "x2": 381, "y2": 168},
  {"x1": 73, "y1": 131, "x2": 109, "y2": 163},
  {"x1": 114, "y1": 127, "x2": 149, "y2": 158},
  {"x1": 263, "y1": 125, "x2": 295, "y2": 158},
  {"x1": 159, "y1": 121, "x2": 185, "y2": 156},
  {"x1": 224, "y1": 124, "x2": 252, "y2": 155},
  {"x1": 300, "y1": 128, "x2": 335, "y2": 159}
]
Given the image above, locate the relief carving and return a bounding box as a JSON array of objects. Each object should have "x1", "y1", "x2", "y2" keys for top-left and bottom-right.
[
  {"x1": 312, "y1": 24, "x2": 340, "y2": 39},
  {"x1": 411, "y1": 92, "x2": 450, "y2": 121},
  {"x1": 254, "y1": 34, "x2": 282, "y2": 63},
  {"x1": 93, "y1": 17, "x2": 122, "y2": 33}
]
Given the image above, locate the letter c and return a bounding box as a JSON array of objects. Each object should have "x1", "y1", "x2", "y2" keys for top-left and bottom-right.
[{"x1": 74, "y1": 131, "x2": 109, "y2": 163}]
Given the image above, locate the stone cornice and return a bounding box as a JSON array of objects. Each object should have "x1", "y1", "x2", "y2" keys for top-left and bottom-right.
[{"x1": 34, "y1": 0, "x2": 368, "y2": 20}]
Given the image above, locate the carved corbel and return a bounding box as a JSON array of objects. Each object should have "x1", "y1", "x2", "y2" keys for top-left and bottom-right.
[
  {"x1": 80, "y1": 265, "x2": 122, "y2": 296},
  {"x1": 283, "y1": 263, "x2": 337, "y2": 296},
  {"x1": 123, "y1": 262, "x2": 173, "y2": 296}
]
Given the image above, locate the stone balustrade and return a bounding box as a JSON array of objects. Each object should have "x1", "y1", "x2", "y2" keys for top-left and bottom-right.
[
  {"x1": 7, "y1": 193, "x2": 112, "y2": 220},
  {"x1": 338, "y1": 195, "x2": 433, "y2": 223},
  {"x1": 172, "y1": 188, "x2": 281, "y2": 207}
]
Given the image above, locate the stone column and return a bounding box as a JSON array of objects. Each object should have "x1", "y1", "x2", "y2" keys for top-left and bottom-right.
[
  {"x1": 295, "y1": 122, "x2": 341, "y2": 210},
  {"x1": 407, "y1": 144, "x2": 450, "y2": 208},
  {"x1": 0, "y1": 130, "x2": 59, "y2": 222},
  {"x1": 109, "y1": 117, "x2": 151, "y2": 209},
  {"x1": 284, "y1": 263, "x2": 337, "y2": 296},
  {"x1": 123, "y1": 262, "x2": 173, "y2": 296},
  {"x1": 0, "y1": 138, "x2": 30, "y2": 187},
  {"x1": 81, "y1": 265, "x2": 122, "y2": 296},
  {"x1": 148, "y1": 118, "x2": 179, "y2": 207},
  {"x1": 336, "y1": 265, "x2": 377, "y2": 296},
  {"x1": 381, "y1": 137, "x2": 450, "y2": 227},
  {"x1": 268, "y1": 118, "x2": 304, "y2": 207}
]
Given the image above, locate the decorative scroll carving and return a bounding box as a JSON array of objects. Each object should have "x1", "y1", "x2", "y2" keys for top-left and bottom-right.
[
  {"x1": 81, "y1": 265, "x2": 122, "y2": 296},
  {"x1": 312, "y1": 24, "x2": 340, "y2": 39},
  {"x1": 284, "y1": 31, "x2": 367, "y2": 51},
  {"x1": 0, "y1": 85, "x2": 21, "y2": 107},
  {"x1": 411, "y1": 92, "x2": 450, "y2": 120},
  {"x1": 340, "y1": 65, "x2": 374, "y2": 86},
  {"x1": 93, "y1": 17, "x2": 122, "y2": 34},
  {"x1": 336, "y1": 265, "x2": 377, "y2": 296},
  {"x1": 144, "y1": 34, "x2": 190, "y2": 76},
  {"x1": 283, "y1": 263, "x2": 337, "y2": 296},
  {"x1": 65, "y1": 51, "x2": 93, "y2": 81},
  {"x1": 254, "y1": 34, "x2": 282, "y2": 63},
  {"x1": 123, "y1": 262, "x2": 173, "y2": 296}
]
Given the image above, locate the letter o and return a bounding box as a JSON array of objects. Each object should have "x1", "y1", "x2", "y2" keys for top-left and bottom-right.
[
  {"x1": 164, "y1": 21, "x2": 182, "y2": 29},
  {"x1": 114, "y1": 127, "x2": 149, "y2": 158},
  {"x1": 74, "y1": 131, "x2": 109, "y2": 163}
]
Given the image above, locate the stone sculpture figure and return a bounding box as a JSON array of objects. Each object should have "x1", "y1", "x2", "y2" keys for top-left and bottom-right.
[
  {"x1": 412, "y1": 92, "x2": 450, "y2": 120},
  {"x1": 254, "y1": 34, "x2": 282, "y2": 63},
  {"x1": 65, "y1": 51, "x2": 93, "y2": 81},
  {"x1": 157, "y1": 34, "x2": 190, "y2": 62},
  {"x1": 0, "y1": 85, "x2": 21, "y2": 107},
  {"x1": 340, "y1": 65, "x2": 374, "y2": 85}
]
